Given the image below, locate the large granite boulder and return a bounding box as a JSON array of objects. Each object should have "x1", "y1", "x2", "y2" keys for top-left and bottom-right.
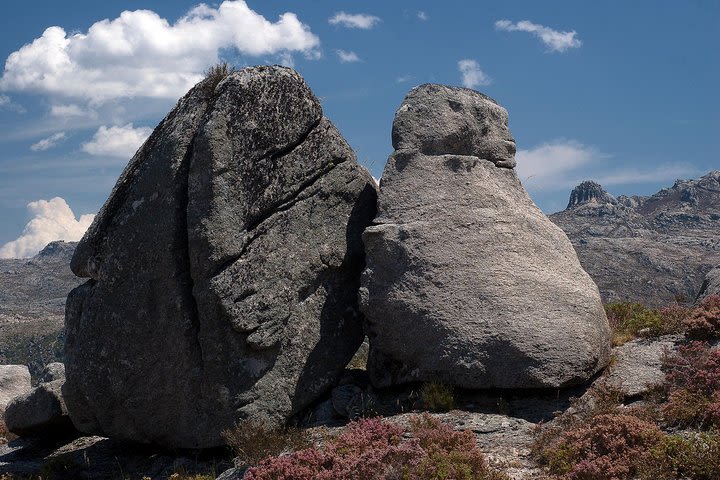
[
  {"x1": 361, "y1": 84, "x2": 611, "y2": 389},
  {"x1": 0, "y1": 365, "x2": 31, "y2": 414},
  {"x1": 64, "y1": 66, "x2": 376, "y2": 448},
  {"x1": 696, "y1": 265, "x2": 720, "y2": 304}
]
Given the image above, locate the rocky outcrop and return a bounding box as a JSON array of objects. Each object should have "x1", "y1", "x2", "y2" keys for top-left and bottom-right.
[
  {"x1": 566, "y1": 181, "x2": 617, "y2": 209},
  {"x1": 696, "y1": 265, "x2": 720, "y2": 303},
  {"x1": 361, "y1": 84, "x2": 610, "y2": 390},
  {"x1": 550, "y1": 171, "x2": 720, "y2": 306},
  {"x1": 0, "y1": 365, "x2": 31, "y2": 414},
  {"x1": 64, "y1": 66, "x2": 376, "y2": 448},
  {"x1": 0, "y1": 241, "x2": 81, "y2": 379}
]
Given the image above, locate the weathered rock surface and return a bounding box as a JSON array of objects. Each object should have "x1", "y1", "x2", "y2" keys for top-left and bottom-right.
[
  {"x1": 361, "y1": 84, "x2": 611, "y2": 390},
  {"x1": 551, "y1": 172, "x2": 720, "y2": 306},
  {"x1": 696, "y1": 265, "x2": 720, "y2": 303},
  {"x1": 0, "y1": 365, "x2": 31, "y2": 414},
  {"x1": 4, "y1": 379, "x2": 70, "y2": 436},
  {"x1": 64, "y1": 66, "x2": 376, "y2": 448},
  {"x1": 0, "y1": 242, "x2": 81, "y2": 380},
  {"x1": 603, "y1": 335, "x2": 680, "y2": 397}
]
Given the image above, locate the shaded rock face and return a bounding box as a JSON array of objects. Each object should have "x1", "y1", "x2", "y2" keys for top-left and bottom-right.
[
  {"x1": 361, "y1": 84, "x2": 611, "y2": 390},
  {"x1": 551, "y1": 171, "x2": 720, "y2": 306},
  {"x1": 696, "y1": 265, "x2": 720, "y2": 303},
  {"x1": 64, "y1": 66, "x2": 376, "y2": 448}
]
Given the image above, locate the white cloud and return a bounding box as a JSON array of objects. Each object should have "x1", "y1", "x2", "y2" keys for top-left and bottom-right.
[
  {"x1": 0, "y1": 197, "x2": 94, "y2": 259},
  {"x1": 30, "y1": 132, "x2": 66, "y2": 151},
  {"x1": 458, "y1": 59, "x2": 491, "y2": 89},
  {"x1": 336, "y1": 49, "x2": 361, "y2": 63},
  {"x1": 0, "y1": 94, "x2": 25, "y2": 113},
  {"x1": 417, "y1": 11, "x2": 429, "y2": 21},
  {"x1": 516, "y1": 139, "x2": 698, "y2": 192},
  {"x1": 50, "y1": 104, "x2": 96, "y2": 118},
  {"x1": 0, "y1": 1, "x2": 320, "y2": 104},
  {"x1": 396, "y1": 75, "x2": 413, "y2": 83},
  {"x1": 82, "y1": 123, "x2": 152, "y2": 158},
  {"x1": 495, "y1": 19, "x2": 581, "y2": 52},
  {"x1": 329, "y1": 12, "x2": 381, "y2": 29}
]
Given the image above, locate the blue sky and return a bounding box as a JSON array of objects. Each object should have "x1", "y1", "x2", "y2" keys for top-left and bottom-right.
[{"x1": 0, "y1": 1, "x2": 718, "y2": 256}]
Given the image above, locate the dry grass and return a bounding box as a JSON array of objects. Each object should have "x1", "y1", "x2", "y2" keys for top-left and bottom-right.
[{"x1": 221, "y1": 419, "x2": 311, "y2": 467}]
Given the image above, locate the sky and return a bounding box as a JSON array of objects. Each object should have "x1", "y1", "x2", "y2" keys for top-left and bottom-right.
[{"x1": 0, "y1": 1, "x2": 718, "y2": 257}]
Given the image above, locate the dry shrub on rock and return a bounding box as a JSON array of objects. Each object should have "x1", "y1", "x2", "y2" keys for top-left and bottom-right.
[{"x1": 243, "y1": 415, "x2": 508, "y2": 480}]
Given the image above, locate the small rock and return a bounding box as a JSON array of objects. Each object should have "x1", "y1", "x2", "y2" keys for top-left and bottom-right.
[
  {"x1": 331, "y1": 385, "x2": 364, "y2": 419},
  {"x1": 5, "y1": 379, "x2": 72, "y2": 436},
  {"x1": 0, "y1": 365, "x2": 31, "y2": 414},
  {"x1": 216, "y1": 466, "x2": 248, "y2": 480},
  {"x1": 603, "y1": 335, "x2": 680, "y2": 397},
  {"x1": 38, "y1": 362, "x2": 65, "y2": 383}
]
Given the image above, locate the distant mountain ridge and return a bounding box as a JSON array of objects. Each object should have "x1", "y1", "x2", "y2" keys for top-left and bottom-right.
[
  {"x1": 0, "y1": 241, "x2": 82, "y2": 381},
  {"x1": 550, "y1": 171, "x2": 720, "y2": 306}
]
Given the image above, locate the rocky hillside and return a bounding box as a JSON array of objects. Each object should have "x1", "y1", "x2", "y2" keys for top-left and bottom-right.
[
  {"x1": 0, "y1": 241, "x2": 81, "y2": 380},
  {"x1": 550, "y1": 171, "x2": 720, "y2": 306}
]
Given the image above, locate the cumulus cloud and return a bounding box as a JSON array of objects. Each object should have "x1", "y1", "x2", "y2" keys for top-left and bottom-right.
[
  {"x1": 516, "y1": 139, "x2": 698, "y2": 192},
  {"x1": 0, "y1": 94, "x2": 8, "y2": 106},
  {"x1": 329, "y1": 12, "x2": 381, "y2": 29},
  {"x1": 30, "y1": 132, "x2": 66, "y2": 151},
  {"x1": 417, "y1": 11, "x2": 429, "y2": 21},
  {"x1": 336, "y1": 49, "x2": 361, "y2": 63},
  {"x1": 0, "y1": 197, "x2": 94, "y2": 259},
  {"x1": 458, "y1": 59, "x2": 491, "y2": 89},
  {"x1": 495, "y1": 19, "x2": 581, "y2": 52},
  {"x1": 0, "y1": 1, "x2": 320, "y2": 104},
  {"x1": 82, "y1": 123, "x2": 152, "y2": 158}
]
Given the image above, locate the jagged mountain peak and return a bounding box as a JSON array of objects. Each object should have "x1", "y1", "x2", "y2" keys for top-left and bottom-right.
[{"x1": 566, "y1": 181, "x2": 617, "y2": 210}]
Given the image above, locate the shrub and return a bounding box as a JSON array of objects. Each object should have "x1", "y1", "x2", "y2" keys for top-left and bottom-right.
[
  {"x1": 685, "y1": 295, "x2": 720, "y2": 340},
  {"x1": 661, "y1": 341, "x2": 720, "y2": 428},
  {"x1": 535, "y1": 413, "x2": 663, "y2": 480},
  {"x1": 604, "y1": 302, "x2": 685, "y2": 346},
  {"x1": 420, "y1": 382, "x2": 455, "y2": 412},
  {"x1": 639, "y1": 431, "x2": 720, "y2": 480},
  {"x1": 221, "y1": 419, "x2": 311, "y2": 466},
  {"x1": 409, "y1": 414, "x2": 508, "y2": 480},
  {"x1": 663, "y1": 342, "x2": 720, "y2": 396},
  {"x1": 244, "y1": 415, "x2": 509, "y2": 480},
  {"x1": 202, "y1": 62, "x2": 236, "y2": 92}
]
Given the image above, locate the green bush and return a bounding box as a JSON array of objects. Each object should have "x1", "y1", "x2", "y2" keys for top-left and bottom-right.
[
  {"x1": 604, "y1": 302, "x2": 686, "y2": 345},
  {"x1": 420, "y1": 382, "x2": 455, "y2": 412},
  {"x1": 639, "y1": 432, "x2": 720, "y2": 480}
]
